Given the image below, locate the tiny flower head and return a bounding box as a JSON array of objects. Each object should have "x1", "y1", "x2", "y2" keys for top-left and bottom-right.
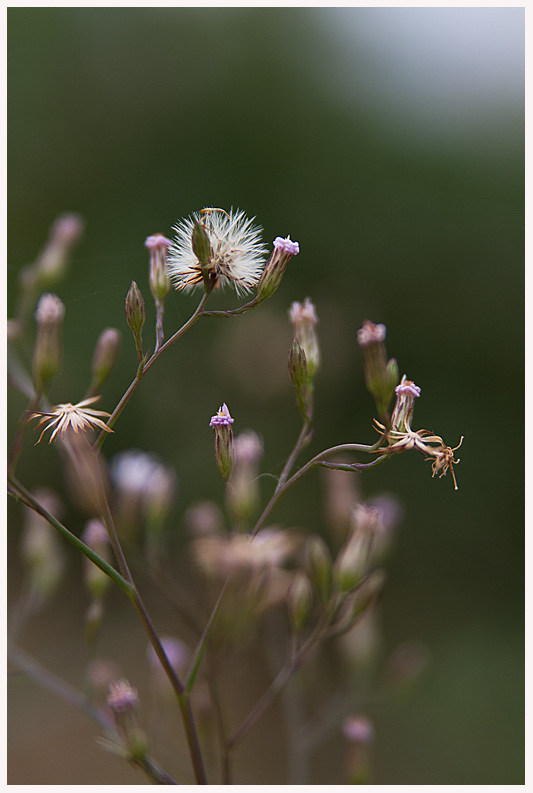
[
  {"x1": 390, "y1": 374, "x2": 421, "y2": 432},
  {"x1": 107, "y1": 679, "x2": 139, "y2": 713},
  {"x1": 209, "y1": 403, "x2": 234, "y2": 427},
  {"x1": 342, "y1": 715, "x2": 374, "y2": 745},
  {"x1": 168, "y1": 208, "x2": 268, "y2": 295},
  {"x1": 356, "y1": 320, "x2": 386, "y2": 348},
  {"x1": 28, "y1": 396, "x2": 112, "y2": 444}
]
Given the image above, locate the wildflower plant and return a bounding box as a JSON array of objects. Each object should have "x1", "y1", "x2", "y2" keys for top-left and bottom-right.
[{"x1": 7, "y1": 206, "x2": 462, "y2": 784}]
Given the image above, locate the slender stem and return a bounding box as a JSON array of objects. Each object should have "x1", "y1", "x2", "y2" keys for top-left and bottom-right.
[
  {"x1": 200, "y1": 297, "x2": 260, "y2": 318},
  {"x1": 228, "y1": 610, "x2": 331, "y2": 750},
  {"x1": 154, "y1": 299, "x2": 165, "y2": 353},
  {"x1": 278, "y1": 418, "x2": 312, "y2": 488},
  {"x1": 206, "y1": 656, "x2": 232, "y2": 784},
  {"x1": 251, "y1": 442, "x2": 390, "y2": 538},
  {"x1": 94, "y1": 293, "x2": 209, "y2": 450},
  {"x1": 185, "y1": 580, "x2": 228, "y2": 693},
  {"x1": 94, "y1": 481, "x2": 208, "y2": 784}
]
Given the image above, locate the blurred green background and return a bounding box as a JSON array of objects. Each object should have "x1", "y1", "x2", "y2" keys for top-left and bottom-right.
[{"x1": 7, "y1": 7, "x2": 524, "y2": 785}]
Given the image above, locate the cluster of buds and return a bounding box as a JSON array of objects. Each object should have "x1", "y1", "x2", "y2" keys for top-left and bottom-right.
[
  {"x1": 32, "y1": 293, "x2": 65, "y2": 394},
  {"x1": 288, "y1": 297, "x2": 320, "y2": 419},
  {"x1": 193, "y1": 526, "x2": 299, "y2": 637},
  {"x1": 357, "y1": 320, "x2": 398, "y2": 423}
]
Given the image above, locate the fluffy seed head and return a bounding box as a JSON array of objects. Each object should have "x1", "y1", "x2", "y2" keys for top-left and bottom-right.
[{"x1": 168, "y1": 208, "x2": 268, "y2": 295}]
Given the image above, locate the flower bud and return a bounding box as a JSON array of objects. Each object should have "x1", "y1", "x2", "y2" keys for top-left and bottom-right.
[
  {"x1": 35, "y1": 213, "x2": 84, "y2": 285},
  {"x1": 91, "y1": 327, "x2": 121, "y2": 391},
  {"x1": 192, "y1": 221, "x2": 212, "y2": 266},
  {"x1": 32, "y1": 293, "x2": 65, "y2": 393},
  {"x1": 209, "y1": 403, "x2": 235, "y2": 481},
  {"x1": 125, "y1": 280, "x2": 145, "y2": 339},
  {"x1": 289, "y1": 297, "x2": 320, "y2": 381},
  {"x1": 257, "y1": 236, "x2": 299, "y2": 302},
  {"x1": 333, "y1": 530, "x2": 370, "y2": 593},
  {"x1": 357, "y1": 320, "x2": 397, "y2": 419},
  {"x1": 288, "y1": 337, "x2": 308, "y2": 392},
  {"x1": 21, "y1": 488, "x2": 65, "y2": 604},
  {"x1": 343, "y1": 715, "x2": 374, "y2": 784},
  {"x1": 305, "y1": 535, "x2": 332, "y2": 602},
  {"x1": 107, "y1": 679, "x2": 148, "y2": 763},
  {"x1": 145, "y1": 234, "x2": 172, "y2": 302},
  {"x1": 82, "y1": 519, "x2": 111, "y2": 600},
  {"x1": 287, "y1": 571, "x2": 313, "y2": 632},
  {"x1": 227, "y1": 431, "x2": 263, "y2": 526},
  {"x1": 184, "y1": 501, "x2": 225, "y2": 536}
]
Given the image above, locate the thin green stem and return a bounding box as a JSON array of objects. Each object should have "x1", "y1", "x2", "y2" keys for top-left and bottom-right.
[
  {"x1": 7, "y1": 477, "x2": 133, "y2": 595},
  {"x1": 93, "y1": 477, "x2": 208, "y2": 784},
  {"x1": 251, "y1": 441, "x2": 386, "y2": 539},
  {"x1": 200, "y1": 297, "x2": 260, "y2": 319},
  {"x1": 94, "y1": 293, "x2": 209, "y2": 451}
]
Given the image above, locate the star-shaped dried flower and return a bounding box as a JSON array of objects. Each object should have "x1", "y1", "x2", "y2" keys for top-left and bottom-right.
[{"x1": 28, "y1": 397, "x2": 112, "y2": 444}]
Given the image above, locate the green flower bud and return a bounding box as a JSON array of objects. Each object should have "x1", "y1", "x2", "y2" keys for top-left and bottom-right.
[
  {"x1": 125, "y1": 281, "x2": 145, "y2": 336},
  {"x1": 107, "y1": 679, "x2": 148, "y2": 763},
  {"x1": 209, "y1": 404, "x2": 235, "y2": 482},
  {"x1": 91, "y1": 327, "x2": 121, "y2": 391},
  {"x1": 305, "y1": 535, "x2": 332, "y2": 602},
  {"x1": 287, "y1": 571, "x2": 313, "y2": 632},
  {"x1": 288, "y1": 337, "x2": 308, "y2": 391},
  {"x1": 145, "y1": 234, "x2": 172, "y2": 302},
  {"x1": 192, "y1": 221, "x2": 212, "y2": 266},
  {"x1": 32, "y1": 293, "x2": 65, "y2": 394},
  {"x1": 333, "y1": 532, "x2": 370, "y2": 593},
  {"x1": 257, "y1": 236, "x2": 299, "y2": 302},
  {"x1": 289, "y1": 298, "x2": 320, "y2": 381}
]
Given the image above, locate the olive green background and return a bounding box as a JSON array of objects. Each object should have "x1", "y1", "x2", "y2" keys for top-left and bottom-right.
[{"x1": 7, "y1": 7, "x2": 524, "y2": 784}]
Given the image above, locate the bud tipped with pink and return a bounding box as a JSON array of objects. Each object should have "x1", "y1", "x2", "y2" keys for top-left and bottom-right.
[
  {"x1": 357, "y1": 319, "x2": 398, "y2": 421},
  {"x1": 257, "y1": 235, "x2": 299, "y2": 301},
  {"x1": 145, "y1": 234, "x2": 172, "y2": 301},
  {"x1": 32, "y1": 293, "x2": 65, "y2": 393},
  {"x1": 209, "y1": 404, "x2": 235, "y2": 481}
]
